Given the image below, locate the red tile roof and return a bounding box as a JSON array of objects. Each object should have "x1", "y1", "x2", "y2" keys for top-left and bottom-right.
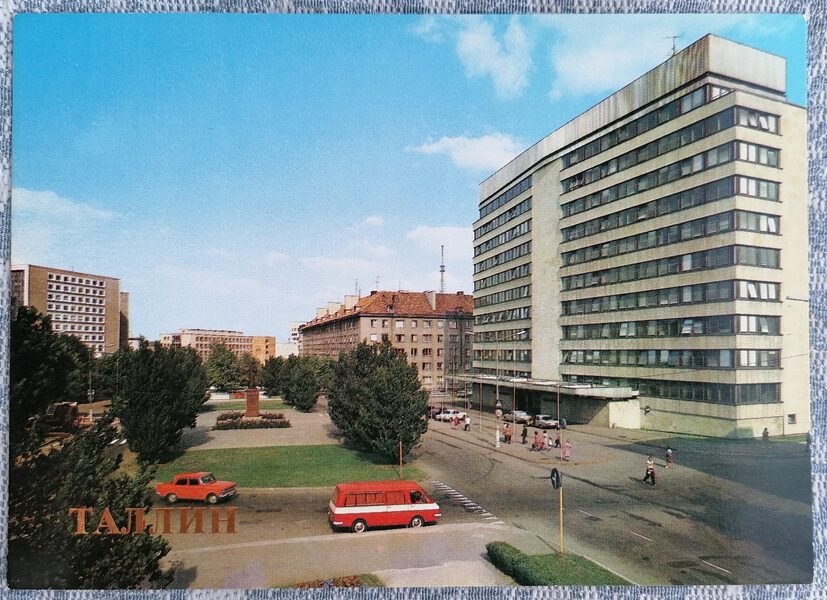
[{"x1": 300, "y1": 291, "x2": 473, "y2": 331}]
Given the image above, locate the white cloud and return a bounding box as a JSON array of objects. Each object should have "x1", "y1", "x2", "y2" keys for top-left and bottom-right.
[
  {"x1": 537, "y1": 14, "x2": 782, "y2": 100},
  {"x1": 411, "y1": 15, "x2": 445, "y2": 43},
  {"x1": 411, "y1": 133, "x2": 523, "y2": 172},
  {"x1": 456, "y1": 16, "x2": 533, "y2": 99},
  {"x1": 265, "y1": 251, "x2": 290, "y2": 266},
  {"x1": 406, "y1": 225, "x2": 472, "y2": 262},
  {"x1": 362, "y1": 215, "x2": 384, "y2": 227},
  {"x1": 298, "y1": 256, "x2": 377, "y2": 273},
  {"x1": 13, "y1": 188, "x2": 115, "y2": 222},
  {"x1": 347, "y1": 239, "x2": 394, "y2": 258}
]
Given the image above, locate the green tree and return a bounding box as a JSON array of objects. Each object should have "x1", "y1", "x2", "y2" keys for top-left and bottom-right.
[
  {"x1": 205, "y1": 343, "x2": 241, "y2": 391},
  {"x1": 279, "y1": 355, "x2": 300, "y2": 405},
  {"x1": 9, "y1": 307, "x2": 87, "y2": 451},
  {"x1": 8, "y1": 309, "x2": 173, "y2": 589},
  {"x1": 284, "y1": 359, "x2": 321, "y2": 412},
  {"x1": 112, "y1": 342, "x2": 208, "y2": 462},
  {"x1": 260, "y1": 356, "x2": 286, "y2": 397},
  {"x1": 327, "y1": 340, "x2": 428, "y2": 462},
  {"x1": 238, "y1": 352, "x2": 261, "y2": 388}
]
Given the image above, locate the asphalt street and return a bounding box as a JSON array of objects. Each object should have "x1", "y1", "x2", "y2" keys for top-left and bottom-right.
[{"x1": 416, "y1": 413, "x2": 813, "y2": 585}]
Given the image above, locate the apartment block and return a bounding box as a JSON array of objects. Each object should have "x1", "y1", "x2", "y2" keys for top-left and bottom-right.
[
  {"x1": 159, "y1": 328, "x2": 276, "y2": 363},
  {"x1": 11, "y1": 264, "x2": 129, "y2": 356},
  {"x1": 472, "y1": 35, "x2": 808, "y2": 437},
  {"x1": 299, "y1": 291, "x2": 474, "y2": 392}
]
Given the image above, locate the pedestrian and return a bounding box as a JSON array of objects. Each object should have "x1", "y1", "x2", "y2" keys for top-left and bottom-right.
[
  {"x1": 562, "y1": 439, "x2": 572, "y2": 461},
  {"x1": 464, "y1": 415, "x2": 471, "y2": 431},
  {"x1": 532, "y1": 431, "x2": 542, "y2": 451},
  {"x1": 542, "y1": 431, "x2": 550, "y2": 451},
  {"x1": 762, "y1": 427, "x2": 769, "y2": 442},
  {"x1": 554, "y1": 433, "x2": 561, "y2": 448},
  {"x1": 506, "y1": 423, "x2": 513, "y2": 444},
  {"x1": 643, "y1": 455, "x2": 656, "y2": 485},
  {"x1": 521, "y1": 425, "x2": 528, "y2": 444},
  {"x1": 452, "y1": 415, "x2": 459, "y2": 430},
  {"x1": 665, "y1": 448, "x2": 674, "y2": 468}
]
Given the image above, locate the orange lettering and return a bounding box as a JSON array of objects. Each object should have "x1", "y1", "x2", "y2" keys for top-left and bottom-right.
[
  {"x1": 68, "y1": 507, "x2": 93, "y2": 535},
  {"x1": 150, "y1": 507, "x2": 174, "y2": 535},
  {"x1": 210, "y1": 507, "x2": 237, "y2": 533},
  {"x1": 125, "y1": 508, "x2": 148, "y2": 534},
  {"x1": 94, "y1": 508, "x2": 124, "y2": 535},
  {"x1": 178, "y1": 507, "x2": 206, "y2": 534}
]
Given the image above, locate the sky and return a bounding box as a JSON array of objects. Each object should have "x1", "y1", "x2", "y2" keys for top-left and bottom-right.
[{"x1": 10, "y1": 13, "x2": 807, "y2": 342}]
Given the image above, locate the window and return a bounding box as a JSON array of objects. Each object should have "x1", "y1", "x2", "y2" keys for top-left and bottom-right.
[
  {"x1": 410, "y1": 320, "x2": 417, "y2": 328},
  {"x1": 423, "y1": 320, "x2": 431, "y2": 328},
  {"x1": 411, "y1": 334, "x2": 418, "y2": 342},
  {"x1": 410, "y1": 348, "x2": 418, "y2": 357},
  {"x1": 395, "y1": 320, "x2": 405, "y2": 328},
  {"x1": 369, "y1": 334, "x2": 379, "y2": 342},
  {"x1": 788, "y1": 414, "x2": 797, "y2": 425},
  {"x1": 381, "y1": 319, "x2": 389, "y2": 327},
  {"x1": 422, "y1": 348, "x2": 432, "y2": 356},
  {"x1": 395, "y1": 335, "x2": 405, "y2": 343}
]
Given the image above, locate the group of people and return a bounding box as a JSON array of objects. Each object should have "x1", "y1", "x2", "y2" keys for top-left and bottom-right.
[
  {"x1": 642, "y1": 448, "x2": 674, "y2": 486},
  {"x1": 451, "y1": 414, "x2": 471, "y2": 431}
]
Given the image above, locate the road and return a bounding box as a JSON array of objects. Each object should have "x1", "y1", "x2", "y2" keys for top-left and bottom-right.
[{"x1": 415, "y1": 414, "x2": 813, "y2": 585}]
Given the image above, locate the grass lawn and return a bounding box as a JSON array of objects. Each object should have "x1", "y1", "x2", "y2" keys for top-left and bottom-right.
[
  {"x1": 200, "y1": 399, "x2": 289, "y2": 412},
  {"x1": 155, "y1": 445, "x2": 425, "y2": 487}
]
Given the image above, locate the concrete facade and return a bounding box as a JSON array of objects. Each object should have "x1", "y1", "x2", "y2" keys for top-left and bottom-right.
[
  {"x1": 11, "y1": 264, "x2": 128, "y2": 356},
  {"x1": 159, "y1": 329, "x2": 276, "y2": 363},
  {"x1": 473, "y1": 35, "x2": 808, "y2": 437}
]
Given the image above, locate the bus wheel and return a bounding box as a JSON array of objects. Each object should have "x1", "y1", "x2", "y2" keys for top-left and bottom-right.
[
  {"x1": 410, "y1": 515, "x2": 424, "y2": 528},
  {"x1": 351, "y1": 519, "x2": 367, "y2": 533}
]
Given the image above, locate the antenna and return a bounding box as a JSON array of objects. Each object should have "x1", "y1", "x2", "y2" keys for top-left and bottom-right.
[
  {"x1": 664, "y1": 35, "x2": 679, "y2": 57},
  {"x1": 355, "y1": 279, "x2": 359, "y2": 296},
  {"x1": 375, "y1": 276, "x2": 380, "y2": 290},
  {"x1": 440, "y1": 245, "x2": 446, "y2": 293}
]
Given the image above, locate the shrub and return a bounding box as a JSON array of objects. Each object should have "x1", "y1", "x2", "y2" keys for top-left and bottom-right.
[
  {"x1": 213, "y1": 418, "x2": 290, "y2": 430},
  {"x1": 486, "y1": 542, "x2": 525, "y2": 579}
]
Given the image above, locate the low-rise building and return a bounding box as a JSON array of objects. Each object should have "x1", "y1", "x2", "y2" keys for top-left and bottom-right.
[{"x1": 158, "y1": 328, "x2": 276, "y2": 363}]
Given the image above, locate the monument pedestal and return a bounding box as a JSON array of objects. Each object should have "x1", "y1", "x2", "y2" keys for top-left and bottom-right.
[{"x1": 245, "y1": 388, "x2": 260, "y2": 418}]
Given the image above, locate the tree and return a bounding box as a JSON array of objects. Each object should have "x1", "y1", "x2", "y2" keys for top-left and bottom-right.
[
  {"x1": 327, "y1": 340, "x2": 428, "y2": 462},
  {"x1": 260, "y1": 356, "x2": 286, "y2": 397},
  {"x1": 8, "y1": 309, "x2": 174, "y2": 588},
  {"x1": 279, "y1": 355, "x2": 300, "y2": 405},
  {"x1": 238, "y1": 352, "x2": 261, "y2": 388},
  {"x1": 205, "y1": 344, "x2": 241, "y2": 391},
  {"x1": 284, "y1": 359, "x2": 321, "y2": 412},
  {"x1": 112, "y1": 342, "x2": 208, "y2": 463},
  {"x1": 9, "y1": 307, "x2": 87, "y2": 451}
]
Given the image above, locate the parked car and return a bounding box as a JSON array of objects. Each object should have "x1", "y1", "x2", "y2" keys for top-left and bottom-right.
[
  {"x1": 503, "y1": 410, "x2": 533, "y2": 424},
  {"x1": 155, "y1": 471, "x2": 237, "y2": 504},
  {"x1": 455, "y1": 388, "x2": 473, "y2": 398},
  {"x1": 434, "y1": 409, "x2": 467, "y2": 422},
  {"x1": 533, "y1": 414, "x2": 560, "y2": 429},
  {"x1": 329, "y1": 480, "x2": 441, "y2": 533}
]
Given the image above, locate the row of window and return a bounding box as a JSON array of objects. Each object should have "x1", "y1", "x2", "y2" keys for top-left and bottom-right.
[
  {"x1": 474, "y1": 349, "x2": 532, "y2": 362},
  {"x1": 562, "y1": 279, "x2": 780, "y2": 316},
  {"x1": 474, "y1": 219, "x2": 531, "y2": 257},
  {"x1": 474, "y1": 306, "x2": 530, "y2": 326},
  {"x1": 475, "y1": 198, "x2": 532, "y2": 239},
  {"x1": 391, "y1": 334, "x2": 463, "y2": 343},
  {"x1": 479, "y1": 175, "x2": 532, "y2": 219},
  {"x1": 49, "y1": 312, "x2": 105, "y2": 324},
  {"x1": 562, "y1": 245, "x2": 780, "y2": 292},
  {"x1": 475, "y1": 285, "x2": 531, "y2": 309},
  {"x1": 563, "y1": 314, "x2": 780, "y2": 340},
  {"x1": 474, "y1": 263, "x2": 531, "y2": 292},
  {"x1": 562, "y1": 105, "x2": 779, "y2": 192},
  {"x1": 561, "y1": 140, "x2": 780, "y2": 218},
  {"x1": 561, "y1": 176, "x2": 779, "y2": 244},
  {"x1": 563, "y1": 348, "x2": 780, "y2": 369},
  {"x1": 474, "y1": 328, "x2": 531, "y2": 343},
  {"x1": 47, "y1": 302, "x2": 106, "y2": 314},
  {"x1": 55, "y1": 323, "x2": 104, "y2": 334},
  {"x1": 474, "y1": 241, "x2": 531, "y2": 275},
  {"x1": 369, "y1": 318, "x2": 447, "y2": 329},
  {"x1": 562, "y1": 210, "x2": 780, "y2": 267},
  {"x1": 47, "y1": 283, "x2": 106, "y2": 295},
  {"x1": 48, "y1": 273, "x2": 106, "y2": 287},
  {"x1": 562, "y1": 375, "x2": 779, "y2": 405},
  {"x1": 562, "y1": 85, "x2": 722, "y2": 169}
]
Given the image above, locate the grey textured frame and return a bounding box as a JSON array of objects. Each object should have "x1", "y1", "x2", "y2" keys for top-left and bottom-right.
[{"x1": 0, "y1": 1, "x2": 823, "y2": 598}]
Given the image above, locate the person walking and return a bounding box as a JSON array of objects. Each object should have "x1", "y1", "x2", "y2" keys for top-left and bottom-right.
[
  {"x1": 521, "y1": 425, "x2": 528, "y2": 444},
  {"x1": 554, "y1": 432, "x2": 561, "y2": 448},
  {"x1": 643, "y1": 455, "x2": 656, "y2": 485},
  {"x1": 464, "y1": 414, "x2": 471, "y2": 431},
  {"x1": 532, "y1": 431, "x2": 542, "y2": 451},
  {"x1": 542, "y1": 431, "x2": 550, "y2": 451},
  {"x1": 562, "y1": 439, "x2": 572, "y2": 461},
  {"x1": 665, "y1": 448, "x2": 674, "y2": 468},
  {"x1": 762, "y1": 427, "x2": 770, "y2": 442}
]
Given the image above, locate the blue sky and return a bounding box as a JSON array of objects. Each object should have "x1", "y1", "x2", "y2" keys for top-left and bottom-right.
[{"x1": 11, "y1": 13, "x2": 806, "y2": 342}]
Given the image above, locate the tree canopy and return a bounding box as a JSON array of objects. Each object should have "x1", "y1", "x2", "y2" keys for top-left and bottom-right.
[
  {"x1": 112, "y1": 342, "x2": 208, "y2": 463},
  {"x1": 205, "y1": 343, "x2": 241, "y2": 391},
  {"x1": 283, "y1": 358, "x2": 321, "y2": 412},
  {"x1": 327, "y1": 340, "x2": 428, "y2": 462},
  {"x1": 238, "y1": 352, "x2": 261, "y2": 388}
]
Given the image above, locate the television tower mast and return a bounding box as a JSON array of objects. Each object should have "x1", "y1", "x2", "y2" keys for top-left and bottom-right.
[{"x1": 440, "y1": 245, "x2": 446, "y2": 293}]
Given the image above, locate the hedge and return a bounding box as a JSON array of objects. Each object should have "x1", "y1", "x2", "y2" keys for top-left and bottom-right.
[
  {"x1": 485, "y1": 541, "x2": 628, "y2": 586},
  {"x1": 213, "y1": 411, "x2": 291, "y2": 430}
]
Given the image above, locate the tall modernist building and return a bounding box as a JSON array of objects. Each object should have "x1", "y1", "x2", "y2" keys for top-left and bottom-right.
[
  {"x1": 11, "y1": 264, "x2": 130, "y2": 356},
  {"x1": 473, "y1": 35, "x2": 808, "y2": 437},
  {"x1": 299, "y1": 290, "x2": 474, "y2": 392}
]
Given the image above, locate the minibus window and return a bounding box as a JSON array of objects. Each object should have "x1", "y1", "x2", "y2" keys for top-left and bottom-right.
[
  {"x1": 386, "y1": 491, "x2": 405, "y2": 505},
  {"x1": 411, "y1": 490, "x2": 426, "y2": 503},
  {"x1": 345, "y1": 494, "x2": 357, "y2": 507}
]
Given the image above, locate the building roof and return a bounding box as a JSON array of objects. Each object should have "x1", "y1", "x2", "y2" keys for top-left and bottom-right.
[{"x1": 300, "y1": 290, "x2": 473, "y2": 331}]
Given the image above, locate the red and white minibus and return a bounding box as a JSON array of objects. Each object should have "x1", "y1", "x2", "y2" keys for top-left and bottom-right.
[{"x1": 328, "y1": 480, "x2": 441, "y2": 533}]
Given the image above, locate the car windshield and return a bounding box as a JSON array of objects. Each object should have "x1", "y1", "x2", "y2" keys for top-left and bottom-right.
[{"x1": 200, "y1": 474, "x2": 216, "y2": 483}]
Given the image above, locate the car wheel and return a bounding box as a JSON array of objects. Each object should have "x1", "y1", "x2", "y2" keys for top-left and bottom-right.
[
  {"x1": 409, "y1": 515, "x2": 424, "y2": 528},
  {"x1": 206, "y1": 493, "x2": 218, "y2": 505},
  {"x1": 166, "y1": 493, "x2": 177, "y2": 504},
  {"x1": 351, "y1": 519, "x2": 367, "y2": 533}
]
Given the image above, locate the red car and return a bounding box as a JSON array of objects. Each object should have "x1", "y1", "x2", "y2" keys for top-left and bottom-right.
[{"x1": 155, "y1": 471, "x2": 237, "y2": 504}]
